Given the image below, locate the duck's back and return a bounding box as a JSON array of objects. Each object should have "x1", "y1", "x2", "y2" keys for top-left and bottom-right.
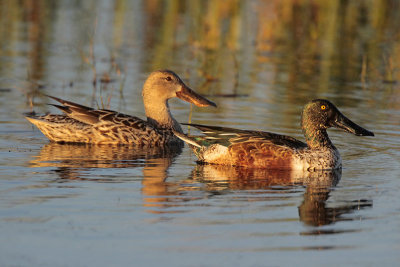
[
  {"x1": 181, "y1": 124, "x2": 309, "y2": 168},
  {"x1": 26, "y1": 112, "x2": 182, "y2": 146}
]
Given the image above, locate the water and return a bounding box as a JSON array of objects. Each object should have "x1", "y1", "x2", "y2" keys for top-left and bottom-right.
[{"x1": 1, "y1": 1, "x2": 400, "y2": 266}]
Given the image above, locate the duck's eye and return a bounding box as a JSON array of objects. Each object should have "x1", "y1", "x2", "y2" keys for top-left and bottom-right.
[
  {"x1": 165, "y1": 76, "x2": 172, "y2": 81},
  {"x1": 321, "y1": 105, "x2": 326, "y2": 110}
]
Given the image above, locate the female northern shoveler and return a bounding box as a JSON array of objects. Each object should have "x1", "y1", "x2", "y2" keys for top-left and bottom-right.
[
  {"x1": 174, "y1": 99, "x2": 374, "y2": 170},
  {"x1": 26, "y1": 70, "x2": 216, "y2": 146}
]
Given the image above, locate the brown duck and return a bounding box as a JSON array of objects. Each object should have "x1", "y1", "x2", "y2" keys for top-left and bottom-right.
[
  {"x1": 26, "y1": 70, "x2": 216, "y2": 146},
  {"x1": 174, "y1": 99, "x2": 374, "y2": 170}
]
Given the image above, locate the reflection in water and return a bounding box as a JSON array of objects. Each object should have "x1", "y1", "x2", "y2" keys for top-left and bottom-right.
[
  {"x1": 196, "y1": 165, "x2": 372, "y2": 228},
  {"x1": 141, "y1": 156, "x2": 186, "y2": 213},
  {"x1": 30, "y1": 143, "x2": 182, "y2": 182},
  {"x1": 30, "y1": 143, "x2": 192, "y2": 214},
  {"x1": 30, "y1": 143, "x2": 372, "y2": 227},
  {"x1": 144, "y1": 164, "x2": 372, "y2": 227},
  {"x1": 192, "y1": 165, "x2": 345, "y2": 227},
  {"x1": 2, "y1": 1, "x2": 398, "y2": 112},
  {"x1": 190, "y1": 164, "x2": 341, "y2": 189},
  {"x1": 299, "y1": 188, "x2": 373, "y2": 229}
]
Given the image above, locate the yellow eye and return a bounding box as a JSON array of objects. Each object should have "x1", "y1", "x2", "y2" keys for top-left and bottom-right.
[{"x1": 321, "y1": 105, "x2": 326, "y2": 110}]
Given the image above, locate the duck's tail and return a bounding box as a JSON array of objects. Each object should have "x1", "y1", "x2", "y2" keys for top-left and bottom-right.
[{"x1": 172, "y1": 130, "x2": 202, "y2": 148}]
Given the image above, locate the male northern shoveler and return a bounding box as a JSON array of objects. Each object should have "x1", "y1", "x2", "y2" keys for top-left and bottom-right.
[
  {"x1": 174, "y1": 99, "x2": 374, "y2": 170},
  {"x1": 26, "y1": 70, "x2": 216, "y2": 146}
]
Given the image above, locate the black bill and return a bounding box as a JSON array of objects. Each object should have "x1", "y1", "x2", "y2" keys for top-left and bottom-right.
[{"x1": 332, "y1": 111, "x2": 374, "y2": 136}]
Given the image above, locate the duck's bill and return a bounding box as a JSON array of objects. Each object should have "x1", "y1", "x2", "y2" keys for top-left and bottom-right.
[
  {"x1": 176, "y1": 85, "x2": 217, "y2": 107},
  {"x1": 333, "y1": 112, "x2": 374, "y2": 136}
]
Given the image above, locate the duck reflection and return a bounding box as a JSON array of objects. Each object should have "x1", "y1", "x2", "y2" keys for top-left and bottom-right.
[
  {"x1": 299, "y1": 184, "x2": 372, "y2": 228},
  {"x1": 187, "y1": 164, "x2": 371, "y2": 227},
  {"x1": 30, "y1": 144, "x2": 372, "y2": 227},
  {"x1": 30, "y1": 143, "x2": 182, "y2": 182},
  {"x1": 190, "y1": 164, "x2": 341, "y2": 190},
  {"x1": 141, "y1": 157, "x2": 185, "y2": 212}
]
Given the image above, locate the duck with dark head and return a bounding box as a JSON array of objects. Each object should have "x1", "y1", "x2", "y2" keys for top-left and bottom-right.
[{"x1": 174, "y1": 99, "x2": 374, "y2": 170}]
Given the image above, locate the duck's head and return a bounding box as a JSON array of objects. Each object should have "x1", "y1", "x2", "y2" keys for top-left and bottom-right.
[
  {"x1": 301, "y1": 99, "x2": 374, "y2": 136},
  {"x1": 142, "y1": 70, "x2": 216, "y2": 107}
]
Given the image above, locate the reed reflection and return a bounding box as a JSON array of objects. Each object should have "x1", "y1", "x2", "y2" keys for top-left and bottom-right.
[{"x1": 7, "y1": 0, "x2": 399, "y2": 112}]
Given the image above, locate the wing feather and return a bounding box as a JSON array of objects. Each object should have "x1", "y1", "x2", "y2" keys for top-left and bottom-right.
[
  {"x1": 47, "y1": 95, "x2": 151, "y2": 129},
  {"x1": 182, "y1": 123, "x2": 307, "y2": 149}
]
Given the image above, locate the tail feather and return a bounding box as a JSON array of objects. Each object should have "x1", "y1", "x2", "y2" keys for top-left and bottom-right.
[
  {"x1": 172, "y1": 130, "x2": 202, "y2": 148},
  {"x1": 46, "y1": 95, "x2": 100, "y2": 125},
  {"x1": 48, "y1": 104, "x2": 71, "y2": 114},
  {"x1": 182, "y1": 123, "x2": 224, "y2": 132},
  {"x1": 46, "y1": 95, "x2": 94, "y2": 111},
  {"x1": 25, "y1": 115, "x2": 40, "y2": 125},
  {"x1": 181, "y1": 123, "x2": 242, "y2": 134}
]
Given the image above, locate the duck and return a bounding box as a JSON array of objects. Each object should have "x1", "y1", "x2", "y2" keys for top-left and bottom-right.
[
  {"x1": 174, "y1": 99, "x2": 374, "y2": 170},
  {"x1": 26, "y1": 70, "x2": 216, "y2": 146}
]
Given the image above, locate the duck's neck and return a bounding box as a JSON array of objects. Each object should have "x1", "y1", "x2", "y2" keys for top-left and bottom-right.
[
  {"x1": 144, "y1": 99, "x2": 183, "y2": 133},
  {"x1": 302, "y1": 123, "x2": 335, "y2": 150}
]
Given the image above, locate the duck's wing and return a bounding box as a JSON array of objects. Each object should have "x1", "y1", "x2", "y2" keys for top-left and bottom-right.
[
  {"x1": 47, "y1": 95, "x2": 150, "y2": 130},
  {"x1": 182, "y1": 123, "x2": 307, "y2": 149},
  {"x1": 48, "y1": 95, "x2": 119, "y2": 125},
  {"x1": 27, "y1": 96, "x2": 174, "y2": 144}
]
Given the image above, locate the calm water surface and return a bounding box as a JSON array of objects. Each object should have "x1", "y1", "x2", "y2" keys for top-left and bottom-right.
[{"x1": 1, "y1": 1, "x2": 400, "y2": 266}]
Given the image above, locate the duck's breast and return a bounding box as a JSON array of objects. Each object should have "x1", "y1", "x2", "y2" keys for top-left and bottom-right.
[{"x1": 291, "y1": 147, "x2": 341, "y2": 171}]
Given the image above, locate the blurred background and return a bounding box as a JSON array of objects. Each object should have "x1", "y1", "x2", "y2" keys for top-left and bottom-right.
[{"x1": 1, "y1": 0, "x2": 399, "y2": 115}]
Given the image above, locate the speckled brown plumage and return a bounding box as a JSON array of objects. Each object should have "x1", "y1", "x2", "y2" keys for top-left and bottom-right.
[
  {"x1": 26, "y1": 70, "x2": 216, "y2": 146},
  {"x1": 26, "y1": 112, "x2": 181, "y2": 146}
]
